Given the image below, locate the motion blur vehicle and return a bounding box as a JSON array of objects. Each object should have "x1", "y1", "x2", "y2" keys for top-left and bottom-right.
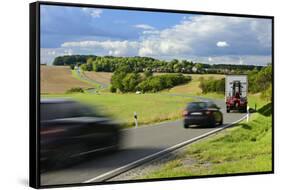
[
  {"x1": 183, "y1": 101, "x2": 223, "y2": 128},
  {"x1": 40, "y1": 99, "x2": 121, "y2": 170}
]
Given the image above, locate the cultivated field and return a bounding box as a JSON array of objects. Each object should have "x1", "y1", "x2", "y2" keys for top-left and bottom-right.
[
  {"x1": 83, "y1": 71, "x2": 112, "y2": 85},
  {"x1": 168, "y1": 74, "x2": 224, "y2": 94},
  {"x1": 40, "y1": 65, "x2": 93, "y2": 94}
]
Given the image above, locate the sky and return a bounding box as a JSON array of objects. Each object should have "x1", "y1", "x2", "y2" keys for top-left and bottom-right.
[{"x1": 40, "y1": 5, "x2": 272, "y2": 66}]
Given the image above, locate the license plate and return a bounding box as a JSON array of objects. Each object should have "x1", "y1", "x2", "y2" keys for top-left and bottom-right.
[{"x1": 191, "y1": 112, "x2": 203, "y2": 115}]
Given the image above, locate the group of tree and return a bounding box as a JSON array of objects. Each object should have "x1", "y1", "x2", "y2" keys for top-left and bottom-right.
[
  {"x1": 53, "y1": 55, "x2": 264, "y2": 75},
  {"x1": 110, "y1": 65, "x2": 191, "y2": 93},
  {"x1": 199, "y1": 77, "x2": 225, "y2": 94},
  {"x1": 199, "y1": 64, "x2": 272, "y2": 101},
  {"x1": 248, "y1": 64, "x2": 272, "y2": 101}
]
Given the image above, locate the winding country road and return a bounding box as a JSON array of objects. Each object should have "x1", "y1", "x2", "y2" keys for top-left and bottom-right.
[
  {"x1": 41, "y1": 97, "x2": 247, "y2": 186},
  {"x1": 75, "y1": 68, "x2": 108, "y2": 93}
]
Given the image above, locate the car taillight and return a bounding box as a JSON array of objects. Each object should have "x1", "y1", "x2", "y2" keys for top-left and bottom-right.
[
  {"x1": 205, "y1": 111, "x2": 212, "y2": 115},
  {"x1": 182, "y1": 110, "x2": 188, "y2": 117},
  {"x1": 41, "y1": 127, "x2": 66, "y2": 135}
]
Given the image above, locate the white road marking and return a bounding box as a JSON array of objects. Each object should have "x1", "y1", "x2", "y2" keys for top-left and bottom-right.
[{"x1": 83, "y1": 114, "x2": 247, "y2": 183}]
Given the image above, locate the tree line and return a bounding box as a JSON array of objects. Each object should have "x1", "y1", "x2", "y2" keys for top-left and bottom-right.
[
  {"x1": 199, "y1": 64, "x2": 272, "y2": 101},
  {"x1": 110, "y1": 65, "x2": 191, "y2": 93},
  {"x1": 53, "y1": 55, "x2": 264, "y2": 74}
]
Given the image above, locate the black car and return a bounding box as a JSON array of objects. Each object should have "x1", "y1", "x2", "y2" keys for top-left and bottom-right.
[
  {"x1": 182, "y1": 101, "x2": 223, "y2": 128},
  {"x1": 40, "y1": 99, "x2": 121, "y2": 169}
]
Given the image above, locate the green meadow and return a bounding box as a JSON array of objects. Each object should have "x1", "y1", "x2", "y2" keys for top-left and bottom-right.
[{"x1": 43, "y1": 92, "x2": 193, "y2": 128}]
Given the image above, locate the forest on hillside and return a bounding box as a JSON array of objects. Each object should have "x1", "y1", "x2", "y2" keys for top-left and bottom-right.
[{"x1": 52, "y1": 55, "x2": 264, "y2": 74}]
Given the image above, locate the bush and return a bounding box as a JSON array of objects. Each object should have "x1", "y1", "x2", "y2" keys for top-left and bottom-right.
[
  {"x1": 248, "y1": 65, "x2": 272, "y2": 93},
  {"x1": 199, "y1": 78, "x2": 225, "y2": 94},
  {"x1": 66, "y1": 87, "x2": 84, "y2": 94},
  {"x1": 260, "y1": 84, "x2": 272, "y2": 102},
  {"x1": 109, "y1": 85, "x2": 117, "y2": 93},
  {"x1": 122, "y1": 73, "x2": 141, "y2": 92},
  {"x1": 80, "y1": 63, "x2": 93, "y2": 71},
  {"x1": 69, "y1": 64, "x2": 75, "y2": 70}
]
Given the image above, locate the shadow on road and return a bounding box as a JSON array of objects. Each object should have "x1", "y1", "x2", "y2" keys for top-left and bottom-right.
[
  {"x1": 42, "y1": 147, "x2": 171, "y2": 173},
  {"x1": 186, "y1": 123, "x2": 229, "y2": 129}
]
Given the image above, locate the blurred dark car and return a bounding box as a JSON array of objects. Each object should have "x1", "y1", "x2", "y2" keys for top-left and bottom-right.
[
  {"x1": 40, "y1": 99, "x2": 121, "y2": 169},
  {"x1": 182, "y1": 101, "x2": 223, "y2": 128}
]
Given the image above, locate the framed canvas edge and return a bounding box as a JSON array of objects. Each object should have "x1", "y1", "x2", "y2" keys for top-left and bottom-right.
[{"x1": 29, "y1": 1, "x2": 275, "y2": 189}]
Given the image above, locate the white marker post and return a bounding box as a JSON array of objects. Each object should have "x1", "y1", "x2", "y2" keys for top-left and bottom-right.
[
  {"x1": 247, "y1": 105, "x2": 250, "y2": 122},
  {"x1": 134, "y1": 112, "x2": 138, "y2": 128}
]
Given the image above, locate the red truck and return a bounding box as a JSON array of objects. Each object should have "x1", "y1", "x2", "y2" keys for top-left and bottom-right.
[{"x1": 225, "y1": 75, "x2": 248, "y2": 113}]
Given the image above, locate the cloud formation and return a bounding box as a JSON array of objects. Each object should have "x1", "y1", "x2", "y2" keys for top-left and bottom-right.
[
  {"x1": 82, "y1": 8, "x2": 103, "y2": 18},
  {"x1": 41, "y1": 8, "x2": 272, "y2": 66},
  {"x1": 61, "y1": 15, "x2": 271, "y2": 57},
  {"x1": 216, "y1": 41, "x2": 229, "y2": 47},
  {"x1": 134, "y1": 24, "x2": 155, "y2": 30}
]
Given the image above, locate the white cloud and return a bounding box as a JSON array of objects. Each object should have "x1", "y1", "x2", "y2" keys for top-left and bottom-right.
[
  {"x1": 216, "y1": 41, "x2": 229, "y2": 47},
  {"x1": 186, "y1": 55, "x2": 271, "y2": 66},
  {"x1": 43, "y1": 15, "x2": 271, "y2": 65},
  {"x1": 250, "y1": 19, "x2": 271, "y2": 48},
  {"x1": 40, "y1": 48, "x2": 74, "y2": 64},
  {"x1": 62, "y1": 40, "x2": 139, "y2": 56},
  {"x1": 61, "y1": 16, "x2": 271, "y2": 58},
  {"x1": 82, "y1": 8, "x2": 103, "y2": 18},
  {"x1": 134, "y1": 24, "x2": 155, "y2": 30},
  {"x1": 142, "y1": 30, "x2": 160, "y2": 35}
]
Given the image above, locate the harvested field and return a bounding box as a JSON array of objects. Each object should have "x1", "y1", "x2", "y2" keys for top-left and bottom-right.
[
  {"x1": 83, "y1": 71, "x2": 112, "y2": 85},
  {"x1": 40, "y1": 65, "x2": 92, "y2": 94}
]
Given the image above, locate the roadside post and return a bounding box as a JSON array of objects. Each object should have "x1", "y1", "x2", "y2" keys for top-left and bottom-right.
[
  {"x1": 247, "y1": 105, "x2": 250, "y2": 122},
  {"x1": 134, "y1": 112, "x2": 138, "y2": 128}
]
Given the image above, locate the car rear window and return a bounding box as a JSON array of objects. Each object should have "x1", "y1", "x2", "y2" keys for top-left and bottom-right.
[{"x1": 187, "y1": 102, "x2": 207, "y2": 110}]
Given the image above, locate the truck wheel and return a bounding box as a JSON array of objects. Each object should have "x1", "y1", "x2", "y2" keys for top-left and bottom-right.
[{"x1": 184, "y1": 124, "x2": 189, "y2": 128}]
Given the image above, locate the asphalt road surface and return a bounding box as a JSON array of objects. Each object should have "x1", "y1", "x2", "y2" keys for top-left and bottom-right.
[{"x1": 41, "y1": 98, "x2": 246, "y2": 186}]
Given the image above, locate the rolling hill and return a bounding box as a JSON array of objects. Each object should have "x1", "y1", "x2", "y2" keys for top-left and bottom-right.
[{"x1": 40, "y1": 65, "x2": 92, "y2": 94}]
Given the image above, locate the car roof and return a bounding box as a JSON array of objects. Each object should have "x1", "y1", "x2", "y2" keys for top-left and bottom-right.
[{"x1": 188, "y1": 101, "x2": 207, "y2": 104}]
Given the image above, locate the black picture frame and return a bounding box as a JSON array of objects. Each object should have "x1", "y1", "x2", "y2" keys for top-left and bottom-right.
[{"x1": 30, "y1": 1, "x2": 274, "y2": 188}]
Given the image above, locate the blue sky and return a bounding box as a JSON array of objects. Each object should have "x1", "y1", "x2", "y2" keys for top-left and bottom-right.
[{"x1": 40, "y1": 5, "x2": 272, "y2": 65}]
